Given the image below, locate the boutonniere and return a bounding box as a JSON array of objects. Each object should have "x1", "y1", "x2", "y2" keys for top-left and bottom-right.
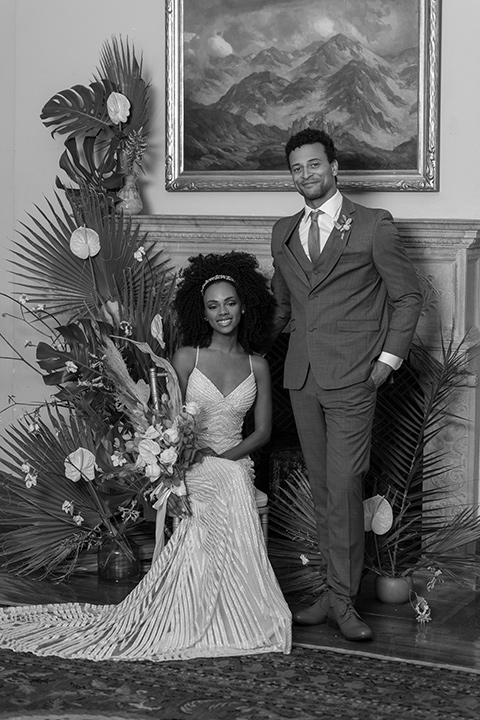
[{"x1": 334, "y1": 214, "x2": 353, "y2": 238}]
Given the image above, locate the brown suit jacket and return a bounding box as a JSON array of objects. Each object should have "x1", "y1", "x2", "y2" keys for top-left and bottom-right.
[{"x1": 271, "y1": 196, "x2": 423, "y2": 390}]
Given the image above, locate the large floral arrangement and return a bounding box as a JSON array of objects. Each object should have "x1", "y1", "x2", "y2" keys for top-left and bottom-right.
[
  {"x1": 0, "y1": 183, "x2": 203, "y2": 580},
  {"x1": 0, "y1": 39, "x2": 200, "y2": 582}
]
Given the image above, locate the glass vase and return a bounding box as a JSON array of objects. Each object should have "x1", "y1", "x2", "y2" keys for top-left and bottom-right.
[
  {"x1": 98, "y1": 536, "x2": 141, "y2": 582},
  {"x1": 116, "y1": 172, "x2": 143, "y2": 215}
]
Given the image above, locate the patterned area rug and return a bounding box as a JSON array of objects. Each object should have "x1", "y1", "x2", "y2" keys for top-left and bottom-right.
[{"x1": 1, "y1": 646, "x2": 479, "y2": 720}]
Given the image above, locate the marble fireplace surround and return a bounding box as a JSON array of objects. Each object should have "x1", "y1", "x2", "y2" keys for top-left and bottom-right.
[{"x1": 138, "y1": 215, "x2": 480, "y2": 511}]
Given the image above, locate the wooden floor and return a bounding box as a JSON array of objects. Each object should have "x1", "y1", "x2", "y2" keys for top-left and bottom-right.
[
  {"x1": 292, "y1": 572, "x2": 480, "y2": 674},
  {"x1": 1, "y1": 569, "x2": 479, "y2": 673}
]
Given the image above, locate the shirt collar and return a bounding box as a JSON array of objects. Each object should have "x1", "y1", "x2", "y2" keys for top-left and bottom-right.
[{"x1": 303, "y1": 190, "x2": 343, "y2": 222}]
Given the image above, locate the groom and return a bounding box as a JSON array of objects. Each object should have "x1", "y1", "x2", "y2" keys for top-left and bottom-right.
[{"x1": 270, "y1": 128, "x2": 422, "y2": 641}]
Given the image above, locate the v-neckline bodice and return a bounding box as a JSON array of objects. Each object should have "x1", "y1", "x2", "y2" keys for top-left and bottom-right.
[{"x1": 193, "y1": 366, "x2": 254, "y2": 399}]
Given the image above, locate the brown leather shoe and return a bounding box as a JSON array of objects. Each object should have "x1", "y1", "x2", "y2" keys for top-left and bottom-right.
[
  {"x1": 328, "y1": 595, "x2": 373, "y2": 641},
  {"x1": 293, "y1": 592, "x2": 330, "y2": 626}
]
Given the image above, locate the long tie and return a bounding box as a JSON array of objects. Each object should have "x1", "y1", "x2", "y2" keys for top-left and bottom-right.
[{"x1": 307, "y1": 209, "x2": 324, "y2": 263}]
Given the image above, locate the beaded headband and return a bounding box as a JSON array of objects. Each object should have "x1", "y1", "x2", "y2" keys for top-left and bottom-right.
[{"x1": 201, "y1": 274, "x2": 236, "y2": 295}]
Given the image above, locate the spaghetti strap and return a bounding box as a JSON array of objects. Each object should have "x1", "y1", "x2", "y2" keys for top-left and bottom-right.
[
  {"x1": 249, "y1": 354, "x2": 253, "y2": 373},
  {"x1": 195, "y1": 347, "x2": 200, "y2": 367}
]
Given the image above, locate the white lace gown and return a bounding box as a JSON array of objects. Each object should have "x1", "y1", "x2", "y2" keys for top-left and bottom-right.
[{"x1": 0, "y1": 365, "x2": 292, "y2": 661}]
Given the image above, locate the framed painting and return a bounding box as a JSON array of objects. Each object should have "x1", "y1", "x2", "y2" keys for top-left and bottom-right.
[{"x1": 165, "y1": 0, "x2": 440, "y2": 192}]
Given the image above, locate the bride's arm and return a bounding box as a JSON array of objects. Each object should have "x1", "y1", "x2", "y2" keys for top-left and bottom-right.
[
  {"x1": 171, "y1": 346, "x2": 196, "y2": 398},
  {"x1": 219, "y1": 355, "x2": 272, "y2": 462}
]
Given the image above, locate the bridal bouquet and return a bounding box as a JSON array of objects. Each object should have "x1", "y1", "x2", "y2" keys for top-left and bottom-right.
[
  {"x1": 135, "y1": 400, "x2": 201, "y2": 512},
  {"x1": 99, "y1": 333, "x2": 202, "y2": 516}
]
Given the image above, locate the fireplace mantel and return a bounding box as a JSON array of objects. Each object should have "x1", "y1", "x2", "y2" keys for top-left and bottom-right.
[{"x1": 137, "y1": 215, "x2": 480, "y2": 509}]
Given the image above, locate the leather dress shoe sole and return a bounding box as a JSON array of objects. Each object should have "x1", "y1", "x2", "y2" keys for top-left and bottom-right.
[{"x1": 293, "y1": 594, "x2": 329, "y2": 626}]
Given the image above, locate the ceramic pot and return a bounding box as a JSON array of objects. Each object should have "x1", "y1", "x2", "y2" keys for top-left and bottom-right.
[
  {"x1": 374, "y1": 574, "x2": 414, "y2": 604},
  {"x1": 98, "y1": 537, "x2": 141, "y2": 582}
]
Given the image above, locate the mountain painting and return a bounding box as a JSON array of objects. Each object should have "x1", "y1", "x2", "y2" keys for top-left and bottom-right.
[{"x1": 183, "y1": 0, "x2": 421, "y2": 174}]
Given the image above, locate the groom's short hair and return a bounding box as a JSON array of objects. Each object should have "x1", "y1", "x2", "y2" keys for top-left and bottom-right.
[{"x1": 285, "y1": 128, "x2": 338, "y2": 167}]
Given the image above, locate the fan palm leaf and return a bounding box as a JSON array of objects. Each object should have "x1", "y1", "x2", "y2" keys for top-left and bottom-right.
[
  {"x1": 0, "y1": 408, "x2": 108, "y2": 580},
  {"x1": 269, "y1": 468, "x2": 327, "y2": 602},
  {"x1": 9, "y1": 190, "x2": 172, "y2": 319},
  {"x1": 96, "y1": 36, "x2": 149, "y2": 135},
  {"x1": 364, "y1": 332, "x2": 480, "y2": 578}
]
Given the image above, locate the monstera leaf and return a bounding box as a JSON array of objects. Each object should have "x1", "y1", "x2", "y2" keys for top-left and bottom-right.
[
  {"x1": 41, "y1": 80, "x2": 119, "y2": 142},
  {"x1": 59, "y1": 136, "x2": 123, "y2": 192}
]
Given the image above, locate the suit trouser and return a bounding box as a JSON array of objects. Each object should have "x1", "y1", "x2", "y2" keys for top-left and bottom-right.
[{"x1": 289, "y1": 368, "x2": 378, "y2": 601}]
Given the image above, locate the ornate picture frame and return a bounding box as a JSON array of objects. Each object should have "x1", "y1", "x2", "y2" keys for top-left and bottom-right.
[{"x1": 165, "y1": 0, "x2": 440, "y2": 192}]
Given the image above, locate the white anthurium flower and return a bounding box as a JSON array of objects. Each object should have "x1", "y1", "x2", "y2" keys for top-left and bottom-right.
[
  {"x1": 64, "y1": 448, "x2": 97, "y2": 482},
  {"x1": 107, "y1": 92, "x2": 131, "y2": 125},
  {"x1": 65, "y1": 361, "x2": 78, "y2": 373},
  {"x1": 21, "y1": 462, "x2": 31, "y2": 473},
  {"x1": 145, "y1": 462, "x2": 162, "y2": 480},
  {"x1": 137, "y1": 438, "x2": 162, "y2": 466},
  {"x1": 150, "y1": 314, "x2": 166, "y2": 349},
  {"x1": 69, "y1": 227, "x2": 101, "y2": 259},
  {"x1": 73, "y1": 514, "x2": 84, "y2": 526},
  {"x1": 144, "y1": 425, "x2": 161, "y2": 440},
  {"x1": 184, "y1": 401, "x2": 200, "y2": 417},
  {"x1": 62, "y1": 500, "x2": 74, "y2": 515}
]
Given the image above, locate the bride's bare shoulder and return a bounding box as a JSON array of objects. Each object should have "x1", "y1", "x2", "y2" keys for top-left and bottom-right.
[{"x1": 172, "y1": 346, "x2": 196, "y2": 373}]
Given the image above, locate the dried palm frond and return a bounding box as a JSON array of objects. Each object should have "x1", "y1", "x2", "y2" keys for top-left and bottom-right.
[
  {"x1": 269, "y1": 468, "x2": 326, "y2": 603},
  {"x1": 100, "y1": 334, "x2": 150, "y2": 433}
]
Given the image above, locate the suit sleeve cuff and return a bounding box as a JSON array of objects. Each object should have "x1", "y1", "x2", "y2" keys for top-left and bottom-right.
[{"x1": 378, "y1": 352, "x2": 403, "y2": 371}]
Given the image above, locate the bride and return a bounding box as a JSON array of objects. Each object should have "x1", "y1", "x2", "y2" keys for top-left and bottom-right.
[{"x1": 0, "y1": 251, "x2": 292, "y2": 661}]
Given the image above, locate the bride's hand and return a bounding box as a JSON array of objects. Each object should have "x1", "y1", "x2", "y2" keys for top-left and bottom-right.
[{"x1": 193, "y1": 447, "x2": 217, "y2": 463}]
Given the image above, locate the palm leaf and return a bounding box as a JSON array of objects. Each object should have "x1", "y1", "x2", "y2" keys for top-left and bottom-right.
[
  {"x1": 0, "y1": 408, "x2": 107, "y2": 580},
  {"x1": 269, "y1": 468, "x2": 326, "y2": 602},
  {"x1": 9, "y1": 190, "x2": 172, "y2": 319},
  {"x1": 96, "y1": 36, "x2": 149, "y2": 135},
  {"x1": 364, "y1": 332, "x2": 480, "y2": 578}
]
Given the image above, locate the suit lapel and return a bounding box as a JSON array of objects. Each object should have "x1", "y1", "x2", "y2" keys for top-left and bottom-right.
[
  {"x1": 311, "y1": 198, "x2": 356, "y2": 289},
  {"x1": 280, "y1": 210, "x2": 310, "y2": 285}
]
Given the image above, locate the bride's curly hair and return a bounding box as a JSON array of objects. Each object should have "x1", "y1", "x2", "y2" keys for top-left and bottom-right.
[{"x1": 173, "y1": 251, "x2": 276, "y2": 353}]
